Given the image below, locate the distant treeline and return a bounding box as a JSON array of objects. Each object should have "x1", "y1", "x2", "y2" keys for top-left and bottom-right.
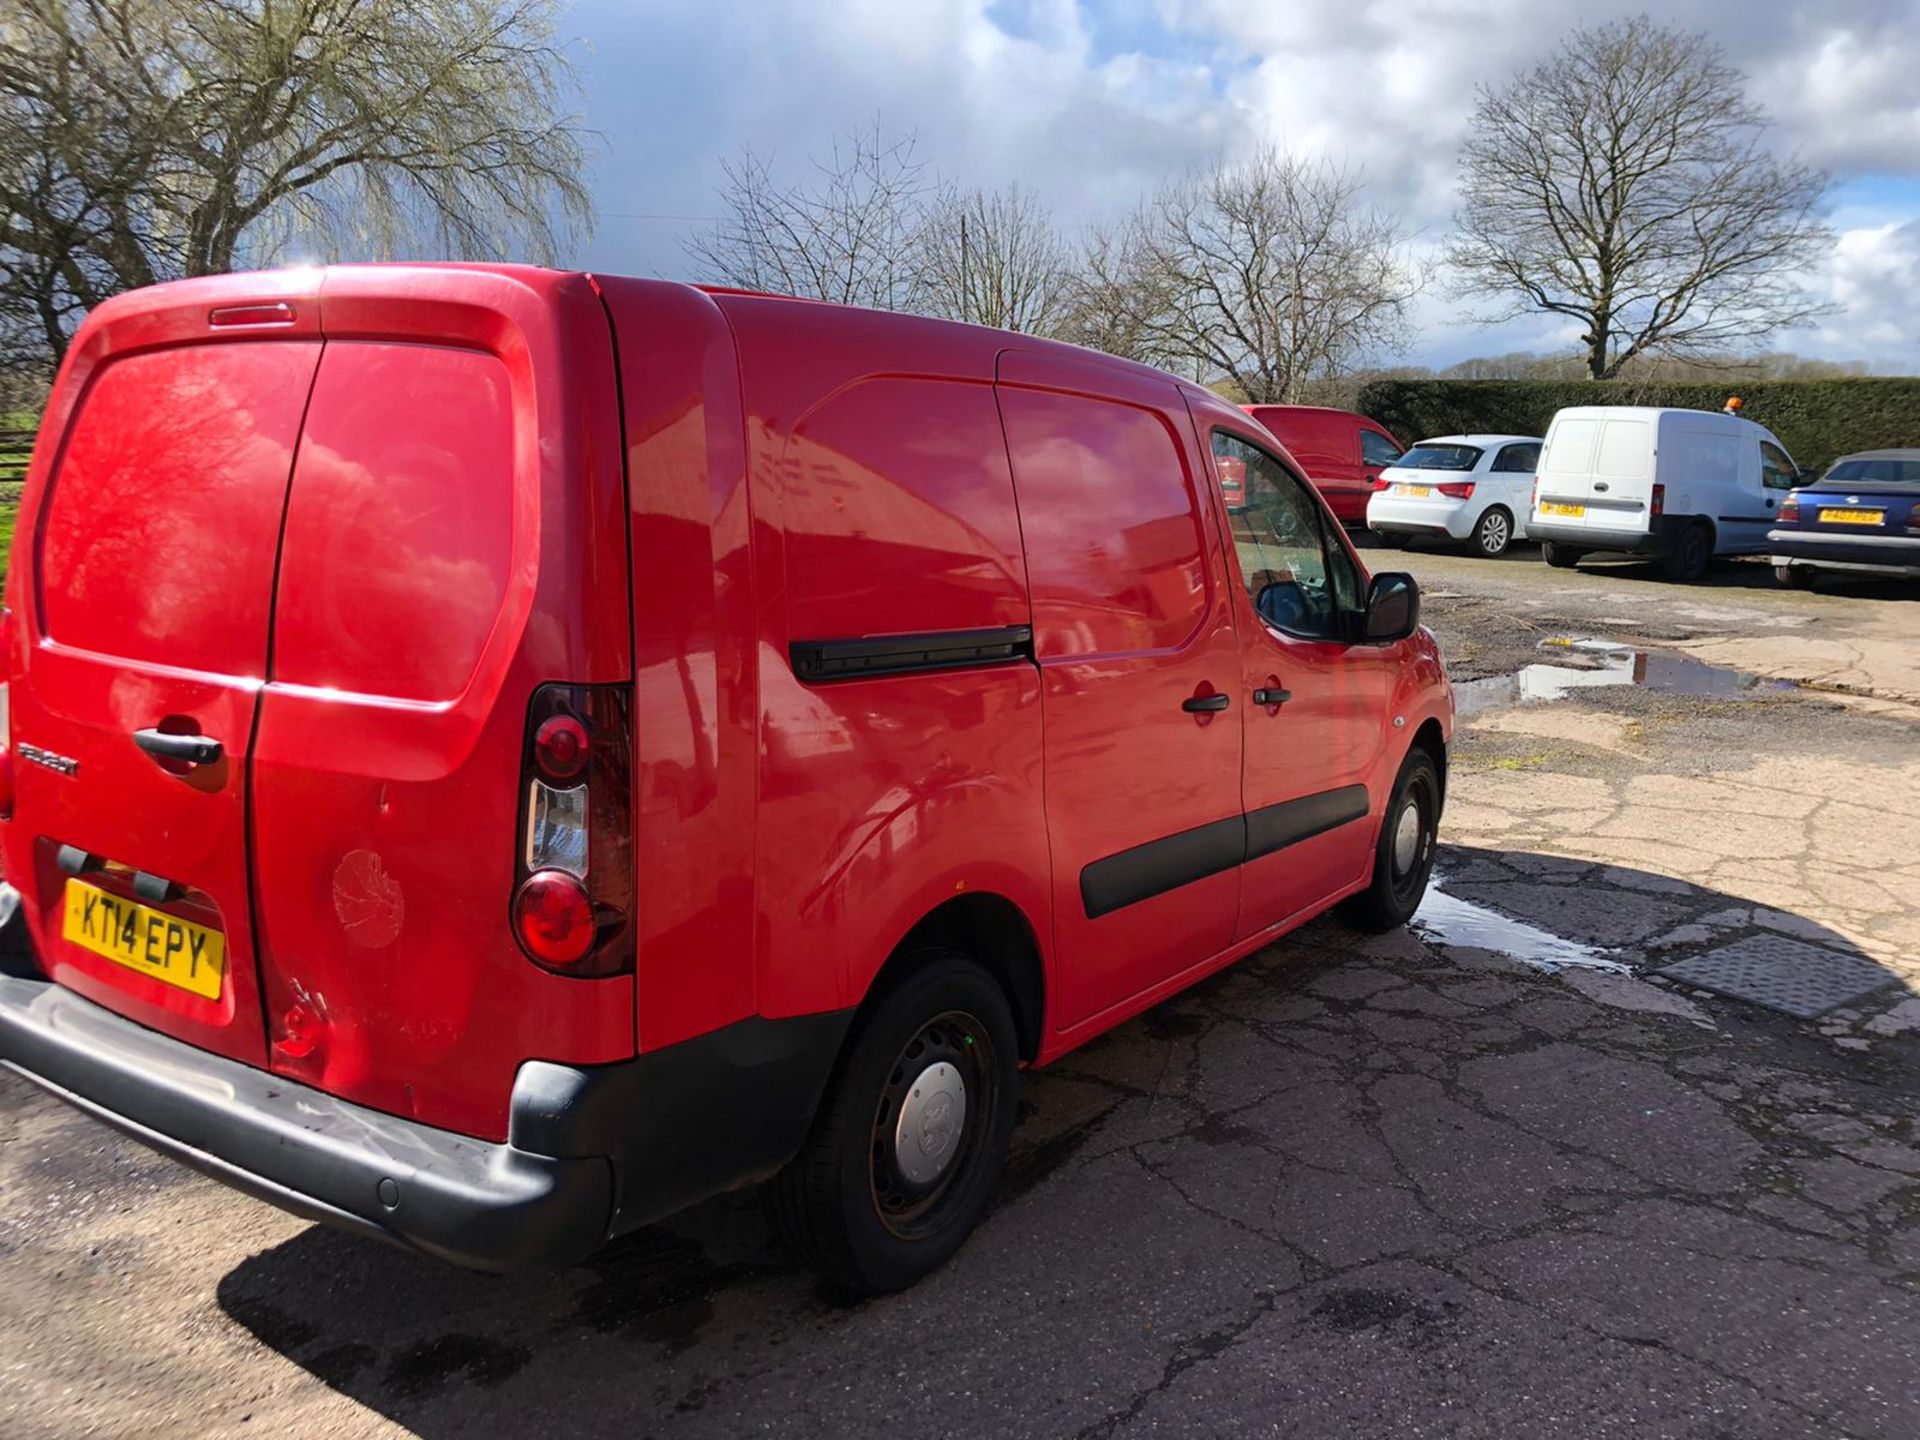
[{"x1": 1354, "y1": 379, "x2": 1920, "y2": 472}]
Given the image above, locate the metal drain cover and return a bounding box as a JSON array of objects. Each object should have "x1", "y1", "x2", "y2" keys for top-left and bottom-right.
[{"x1": 1659, "y1": 935, "x2": 1896, "y2": 1018}]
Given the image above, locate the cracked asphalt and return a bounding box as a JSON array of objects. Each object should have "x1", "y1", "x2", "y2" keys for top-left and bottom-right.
[{"x1": 3, "y1": 548, "x2": 1917, "y2": 1439}]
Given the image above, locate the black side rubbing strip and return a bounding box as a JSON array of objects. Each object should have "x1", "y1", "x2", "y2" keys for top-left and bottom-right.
[
  {"x1": 790, "y1": 626, "x2": 1035, "y2": 683},
  {"x1": 1244, "y1": 785, "x2": 1372, "y2": 862},
  {"x1": 1081, "y1": 816, "x2": 1246, "y2": 920},
  {"x1": 1081, "y1": 785, "x2": 1375, "y2": 919}
]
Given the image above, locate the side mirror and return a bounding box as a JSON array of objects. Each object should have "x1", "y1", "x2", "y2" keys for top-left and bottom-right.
[{"x1": 1363, "y1": 572, "x2": 1420, "y2": 643}]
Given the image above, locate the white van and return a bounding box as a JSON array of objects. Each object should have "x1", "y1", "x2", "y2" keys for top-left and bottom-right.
[{"x1": 1527, "y1": 406, "x2": 1803, "y2": 582}]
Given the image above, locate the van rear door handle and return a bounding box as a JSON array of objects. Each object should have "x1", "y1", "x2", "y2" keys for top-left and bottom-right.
[
  {"x1": 1593, "y1": 482, "x2": 1610, "y2": 493},
  {"x1": 1253, "y1": 687, "x2": 1292, "y2": 707},
  {"x1": 1182, "y1": 693, "x2": 1231, "y2": 714},
  {"x1": 133, "y1": 729, "x2": 223, "y2": 766}
]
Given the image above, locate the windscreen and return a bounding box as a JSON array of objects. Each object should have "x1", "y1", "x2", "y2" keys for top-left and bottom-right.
[{"x1": 1393, "y1": 444, "x2": 1482, "y2": 472}]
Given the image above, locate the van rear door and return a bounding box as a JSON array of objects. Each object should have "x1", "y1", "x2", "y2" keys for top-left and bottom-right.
[
  {"x1": 1536, "y1": 414, "x2": 1619, "y2": 531},
  {"x1": 7, "y1": 281, "x2": 324, "y2": 1066},
  {"x1": 246, "y1": 267, "x2": 635, "y2": 1140}
]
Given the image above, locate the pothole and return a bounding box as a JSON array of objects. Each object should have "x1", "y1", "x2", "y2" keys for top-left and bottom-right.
[
  {"x1": 1454, "y1": 637, "x2": 1797, "y2": 718},
  {"x1": 1411, "y1": 880, "x2": 1628, "y2": 973}
]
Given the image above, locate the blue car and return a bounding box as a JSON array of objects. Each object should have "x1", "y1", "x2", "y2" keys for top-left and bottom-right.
[{"x1": 1771, "y1": 449, "x2": 1920, "y2": 587}]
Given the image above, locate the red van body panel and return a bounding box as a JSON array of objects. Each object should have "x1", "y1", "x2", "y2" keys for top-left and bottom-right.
[
  {"x1": 0, "y1": 266, "x2": 1453, "y2": 1270},
  {"x1": 1243, "y1": 405, "x2": 1402, "y2": 523},
  {"x1": 706, "y1": 294, "x2": 1052, "y2": 1025}
]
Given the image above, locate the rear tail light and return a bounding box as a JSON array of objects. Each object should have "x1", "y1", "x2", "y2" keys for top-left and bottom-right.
[
  {"x1": 513, "y1": 684, "x2": 633, "y2": 976},
  {"x1": 1372, "y1": 474, "x2": 1392, "y2": 491},
  {"x1": 1530, "y1": 480, "x2": 1539, "y2": 513},
  {"x1": 1436, "y1": 482, "x2": 1475, "y2": 499},
  {"x1": 1651, "y1": 483, "x2": 1665, "y2": 517},
  {"x1": 1778, "y1": 494, "x2": 1800, "y2": 523}
]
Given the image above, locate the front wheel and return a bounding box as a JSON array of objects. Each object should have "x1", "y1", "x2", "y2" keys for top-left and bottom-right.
[
  {"x1": 1373, "y1": 531, "x2": 1412, "y2": 550},
  {"x1": 766, "y1": 950, "x2": 1018, "y2": 1295},
  {"x1": 1471, "y1": 506, "x2": 1514, "y2": 558},
  {"x1": 1339, "y1": 747, "x2": 1442, "y2": 934},
  {"x1": 1775, "y1": 563, "x2": 1816, "y2": 589}
]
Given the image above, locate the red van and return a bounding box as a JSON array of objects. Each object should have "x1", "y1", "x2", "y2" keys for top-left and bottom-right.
[
  {"x1": 1244, "y1": 405, "x2": 1404, "y2": 524},
  {"x1": 0, "y1": 267, "x2": 1452, "y2": 1294}
]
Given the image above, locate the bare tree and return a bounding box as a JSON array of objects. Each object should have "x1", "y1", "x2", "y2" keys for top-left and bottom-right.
[
  {"x1": 1086, "y1": 148, "x2": 1417, "y2": 402},
  {"x1": 916, "y1": 183, "x2": 1071, "y2": 334},
  {"x1": 0, "y1": 0, "x2": 591, "y2": 374},
  {"x1": 1447, "y1": 16, "x2": 1833, "y2": 381},
  {"x1": 686, "y1": 122, "x2": 932, "y2": 311}
]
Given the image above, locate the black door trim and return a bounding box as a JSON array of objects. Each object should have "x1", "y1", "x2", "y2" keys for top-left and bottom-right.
[
  {"x1": 1080, "y1": 785, "x2": 1373, "y2": 919},
  {"x1": 1244, "y1": 784, "x2": 1371, "y2": 861},
  {"x1": 790, "y1": 625, "x2": 1035, "y2": 683}
]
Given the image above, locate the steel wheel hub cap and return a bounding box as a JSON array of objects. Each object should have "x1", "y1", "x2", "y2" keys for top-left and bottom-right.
[
  {"x1": 1392, "y1": 802, "x2": 1423, "y2": 874},
  {"x1": 893, "y1": 1061, "x2": 967, "y2": 1186}
]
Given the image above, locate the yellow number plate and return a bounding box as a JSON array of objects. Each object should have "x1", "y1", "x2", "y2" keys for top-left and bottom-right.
[
  {"x1": 62, "y1": 879, "x2": 225, "y2": 1000},
  {"x1": 1818, "y1": 507, "x2": 1882, "y2": 526},
  {"x1": 1540, "y1": 501, "x2": 1586, "y2": 518},
  {"x1": 1398, "y1": 483, "x2": 1432, "y2": 497}
]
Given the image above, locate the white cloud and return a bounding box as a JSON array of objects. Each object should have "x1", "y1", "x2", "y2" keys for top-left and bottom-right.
[{"x1": 572, "y1": 0, "x2": 1920, "y2": 371}]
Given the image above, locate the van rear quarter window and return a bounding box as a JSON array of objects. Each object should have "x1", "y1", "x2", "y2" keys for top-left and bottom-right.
[
  {"x1": 780, "y1": 378, "x2": 1028, "y2": 641},
  {"x1": 1596, "y1": 420, "x2": 1651, "y2": 480},
  {"x1": 999, "y1": 388, "x2": 1208, "y2": 658},
  {"x1": 36, "y1": 341, "x2": 321, "y2": 674},
  {"x1": 270, "y1": 342, "x2": 515, "y2": 701}
]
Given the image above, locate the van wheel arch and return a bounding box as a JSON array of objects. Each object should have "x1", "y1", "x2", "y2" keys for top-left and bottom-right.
[
  {"x1": 1409, "y1": 719, "x2": 1447, "y2": 814},
  {"x1": 866, "y1": 893, "x2": 1046, "y2": 1063}
]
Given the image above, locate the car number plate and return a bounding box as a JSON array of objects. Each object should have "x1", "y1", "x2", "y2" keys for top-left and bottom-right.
[
  {"x1": 1818, "y1": 507, "x2": 1882, "y2": 526},
  {"x1": 1398, "y1": 484, "x2": 1432, "y2": 497},
  {"x1": 62, "y1": 878, "x2": 225, "y2": 1000},
  {"x1": 1540, "y1": 501, "x2": 1586, "y2": 518}
]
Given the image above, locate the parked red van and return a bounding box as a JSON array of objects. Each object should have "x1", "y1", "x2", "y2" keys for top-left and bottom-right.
[
  {"x1": 1244, "y1": 405, "x2": 1404, "y2": 524},
  {"x1": 0, "y1": 267, "x2": 1452, "y2": 1294}
]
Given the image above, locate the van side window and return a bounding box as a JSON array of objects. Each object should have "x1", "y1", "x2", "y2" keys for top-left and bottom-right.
[
  {"x1": 1212, "y1": 432, "x2": 1349, "y2": 641},
  {"x1": 1000, "y1": 388, "x2": 1209, "y2": 657},
  {"x1": 1492, "y1": 443, "x2": 1541, "y2": 472},
  {"x1": 1360, "y1": 429, "x2": 1402, "y2": 468},
  {"x1": 1759, "y1": 442, "x2": 1798, "y2": 490}
]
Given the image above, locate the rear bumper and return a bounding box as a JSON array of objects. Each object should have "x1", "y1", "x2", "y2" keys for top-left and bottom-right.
[
  {"x1": 1527, "y1": 518, "x2": 1673, "y2": 555},
  {"x1": 0, "y1": 969, "x2": 851, "y2": 1270},
  {"x1": 1769, "y1": 531, "x2": 1920, "y2": 576},
  {"x1": 1367, "y1": 500, "x2": 1471, "y2": 540}
]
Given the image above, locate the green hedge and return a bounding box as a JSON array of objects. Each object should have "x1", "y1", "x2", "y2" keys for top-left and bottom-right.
[{"x1": 1353, "y1": 379, "x2": 1920, "y2": 472}]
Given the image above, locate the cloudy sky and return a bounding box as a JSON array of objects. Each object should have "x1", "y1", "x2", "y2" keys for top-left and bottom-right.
[{"x1": 565, "y1": 0, "x2": 1920, "y2": 372}]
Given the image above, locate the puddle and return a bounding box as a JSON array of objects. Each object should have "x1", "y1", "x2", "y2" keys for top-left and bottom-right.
[
  {"x1": 1454, "y1": 638, "x2": 1796, "y2": 718},
  {"x1": 1411, "y1": 881, "x2": 1627, "y2": 972}
]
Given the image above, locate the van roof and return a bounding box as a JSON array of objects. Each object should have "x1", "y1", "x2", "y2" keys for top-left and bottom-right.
[
  {"x1": 1242, "y1": 404, "x2": 1372, "y2": 419},
  {"x1": 1547, "y1": 405, "x2": 1788, "y2": 444}
]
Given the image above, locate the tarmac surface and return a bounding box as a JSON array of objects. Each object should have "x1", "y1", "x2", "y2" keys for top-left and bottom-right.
[{"x1": 3, "y1": 544, "x2": 1916, "y2": 1439}]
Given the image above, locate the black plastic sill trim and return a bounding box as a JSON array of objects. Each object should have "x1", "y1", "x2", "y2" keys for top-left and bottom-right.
[
  {"x1": 790, "y1": 625, "x2": 1035, "y2": 683},
  {"x1": 1081, "y1": 784, "x2": 1373, "y2": 920}
]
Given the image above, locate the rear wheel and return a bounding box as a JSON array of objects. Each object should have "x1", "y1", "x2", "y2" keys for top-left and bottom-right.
[
  {"x1": 1775, "y1": 563, "x2": 1816, "y2": 589},
  {"x1": 767, "y1": 950, "x2": 1018, "y2": 1295},
  {"x1": 1662, "y1": 522, "x2": 1713, "y2": 583},
  {"x1": 1339, "y1": 747, "x2": 1442, "y2": 934},
  {"x1": 1471, "y1": 506, "x2": 1513, "y2": 558},
  {"x1": 1542, "y1": 541, "x2": 1584, "y2": 569}
]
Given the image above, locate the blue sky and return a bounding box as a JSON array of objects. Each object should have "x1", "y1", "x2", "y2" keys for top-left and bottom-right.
[{"x1": 562, "y1": 0, "x2": 1920, "y2": 372}]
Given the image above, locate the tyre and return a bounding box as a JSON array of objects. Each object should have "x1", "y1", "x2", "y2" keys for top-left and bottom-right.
[
  {"x1": 1662, "y1": 522, "x2": 1712, "y2": 583},
  {"x1": 1471, "y1": 506, "x2": 1513, "y2": 558},
  {"x1": 1338, "y1": 746, "x2": 1442, "y2": 934},
  {"x1": 767, "y1": 949, "x2": 1018, "y2": 1294},
  {"x1": 1774, "y1": 563, "x2": 1815, "y2": 589},
  {"x1": 1374, "y1": 531, "x2": 1412, "y2": 549},
  {"x1": 1542, "y1": 541, "x2": 1584, "y2": 569}
]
